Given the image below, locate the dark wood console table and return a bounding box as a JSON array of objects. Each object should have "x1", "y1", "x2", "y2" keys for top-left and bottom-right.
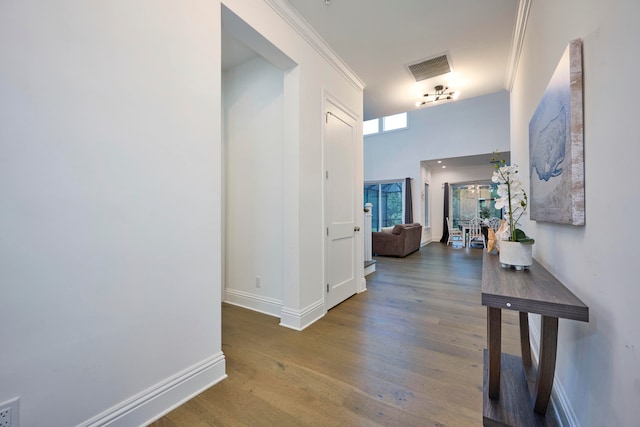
[{"x1": 481, "y1": 252, "x2": 589, "y2": 426}]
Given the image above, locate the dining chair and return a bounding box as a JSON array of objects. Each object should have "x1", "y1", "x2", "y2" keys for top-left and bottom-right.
[
  {"x1": 467, "y1": 217, "x2": 486, "y2": 248},
  {"x1": 446, "y1": 217, "x2": 463, "y2": 246},
  {"x1": 488, "y1": 217, "x2": 502, "y2": 232}
]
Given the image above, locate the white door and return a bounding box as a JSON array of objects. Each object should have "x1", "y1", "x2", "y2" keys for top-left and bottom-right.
[{"x1": 325, "y1": 103, "x2": 358, "y2": 310}]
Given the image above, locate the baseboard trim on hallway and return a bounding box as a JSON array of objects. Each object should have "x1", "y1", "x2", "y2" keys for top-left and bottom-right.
[
  {"x1": 224, "y1": 288, "x2": 284, "y2": 318},
  {"x1": 364, "y1": 260, "x2": 376, "y2": 276},
  {"x1": 529, "y1": 317, "x2": 579, "y2": 427},
  {"x1": 79, "y1": 353, "x2": 226, "y2": 427},
  {"x1": 280, "y1": 299, "x2": 325, "y2": 331}
]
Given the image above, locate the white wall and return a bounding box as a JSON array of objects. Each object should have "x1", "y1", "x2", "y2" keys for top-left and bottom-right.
[
  {"x1": 365, "y1": 91, "x2": 510, "y2": 243},
  {"x1": 0, "y1": 0, "x2": 363, "y2": 424},
  {"x1": 0, "y1": 2, "x2": 225, "y2": 426},
  {"x1": 223, "y1": 56, "x2": 285, "y2": 316},
  {"x1": 511, "y1": 1, "x2": 640, "y2": 425},
  {"x1": 420, "y1": 164, "x2": 431, "y2": 240}
]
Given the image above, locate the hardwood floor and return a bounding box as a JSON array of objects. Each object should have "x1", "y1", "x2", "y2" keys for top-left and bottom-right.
[{"x1": 150, "y1": 243, "x2": 522, "y2": 427}]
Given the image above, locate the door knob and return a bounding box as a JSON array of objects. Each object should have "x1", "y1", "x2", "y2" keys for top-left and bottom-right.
[{"x1": 354, "y1": 226, "x2": 361, "y2": 232}]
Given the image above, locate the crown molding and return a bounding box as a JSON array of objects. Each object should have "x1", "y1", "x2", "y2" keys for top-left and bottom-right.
[
  {"x1": 263, "y1": 0, "x2": 366, "y2": 91},
  {"x1": 505, "y1": 0, "x2": 532, "y2": 90}
]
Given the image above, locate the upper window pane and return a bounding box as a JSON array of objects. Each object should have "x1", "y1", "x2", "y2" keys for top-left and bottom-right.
[
  {"x1": 363, "y1": 119, "x2": 379, "y2": 135},
  {"x1": 382, "y1": 112, "x2": 407, "y2": 131}
]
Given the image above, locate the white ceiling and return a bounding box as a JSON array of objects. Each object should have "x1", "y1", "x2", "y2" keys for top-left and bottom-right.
[
  {"x1": 222, "y1": 1, "x2": 522, "y2": 121},
  {"x1": 423, "y1": 152, "x2": 510, "y2": 170},
  {"x1": 286, "y1": 0, "x2": 520, "y2": 120}
]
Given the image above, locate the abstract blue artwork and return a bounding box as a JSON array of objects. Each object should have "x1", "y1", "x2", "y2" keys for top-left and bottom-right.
[{"x1": 529, "y1": 39, "x2": 585, "y2": 225}]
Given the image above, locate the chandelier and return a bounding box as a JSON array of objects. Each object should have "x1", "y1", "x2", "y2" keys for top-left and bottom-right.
[{"x1": 416, "y1": 85, "x2": 459, "y2": 106}]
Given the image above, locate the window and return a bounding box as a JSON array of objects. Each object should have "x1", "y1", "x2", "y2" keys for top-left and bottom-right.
[
  {"x1": 451, "y1": 181, "x2": 502, "y2": 227},
  {"x1": 363, "y1": 118, "x2": 379, "y2": 136},
  {"x1": 424, "y1": 183, "x2": 430, "y2": 227},
  {"x1": 364, "y1": 181, "x2": 404, "y2": 231},
  {"x1": 382, "y1": 112, "x2": 407, "y2": 131},
  {"x1": 363, "y1": 112, "x2": 407, "y2": 136}
]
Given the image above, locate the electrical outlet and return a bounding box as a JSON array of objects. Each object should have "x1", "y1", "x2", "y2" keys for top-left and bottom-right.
[
  {"x1": 0, "y1": 397, "x2": 19, "y2": 427},
  {"x1": 255, "y1": 276, "x2": 261, "y2": 288}
]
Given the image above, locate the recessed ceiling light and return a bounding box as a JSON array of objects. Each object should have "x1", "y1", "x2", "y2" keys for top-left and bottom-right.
[
  {"x1": 442, "y1": 165, "x2": 446, "y2": 169},
  {"x1": 437, "y1": 160, "x2": 442, "y2": 163}
]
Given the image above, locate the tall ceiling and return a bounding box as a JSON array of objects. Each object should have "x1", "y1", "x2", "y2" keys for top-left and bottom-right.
[
  {"x1": 286, "y1": 0, "x2": 521, "y2": 120},
  {"x1": 222, "y1": 1, "x2": 523, "y2": 121}
]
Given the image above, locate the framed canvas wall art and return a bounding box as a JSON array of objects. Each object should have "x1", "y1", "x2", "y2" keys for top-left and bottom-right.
[{"x1": 529, "y1": 38, "x2": 585, "y2": 225}]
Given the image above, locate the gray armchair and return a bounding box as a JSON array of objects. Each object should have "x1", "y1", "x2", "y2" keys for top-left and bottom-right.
[{"x1": 372, "y1": 223, "x2": 422, "y2": 257}]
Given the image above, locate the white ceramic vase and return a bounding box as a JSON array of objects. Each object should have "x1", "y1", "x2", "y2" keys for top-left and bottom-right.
[{"x1": 499, "y1": 241, "x2": 533, "y2": 270}]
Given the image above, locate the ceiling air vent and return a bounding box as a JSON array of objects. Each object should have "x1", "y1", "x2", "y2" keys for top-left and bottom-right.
[{"x1": 407, "y1": 54, "x2": 452, "y2": 82}]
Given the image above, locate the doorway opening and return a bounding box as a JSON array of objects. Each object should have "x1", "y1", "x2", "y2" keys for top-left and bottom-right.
[
  {"x1": 450, "y1": 181, "x2": 502, "y2": 227},
  {"x1": 221, "y1": 5, "x2": 297, "y2": 320}
]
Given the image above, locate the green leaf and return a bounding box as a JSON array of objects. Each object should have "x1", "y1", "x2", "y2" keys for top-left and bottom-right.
[
  {"x1": 513, "y1": 228, "x2": 535, "y2": 244},
  {"x1": 513, "y1": 229, "x2": 527, "y2": 240}
]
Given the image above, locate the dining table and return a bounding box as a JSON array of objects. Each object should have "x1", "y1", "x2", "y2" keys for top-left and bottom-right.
[{"x1": 458, "y1": 222, "x2": 489, "y2": 247}]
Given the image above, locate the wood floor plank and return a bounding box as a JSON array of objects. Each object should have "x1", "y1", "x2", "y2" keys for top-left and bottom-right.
[{"x1": 150, "y1": 243, "x2": 526, "y2": 426}]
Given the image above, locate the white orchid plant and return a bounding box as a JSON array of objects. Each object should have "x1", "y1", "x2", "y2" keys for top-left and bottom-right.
[{"x1": 491, "y1": 152, "x2": 534, "y2": 244}]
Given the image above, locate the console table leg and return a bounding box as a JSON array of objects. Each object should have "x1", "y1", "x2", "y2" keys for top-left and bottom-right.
[
  {"x1": 534, "y1": 316, "x2": 559, "y2": 414},
  {"x1": 487, "y1": 307, "x2": 502, "y2": 399},
  {"x1": 519, "y1": 312, "x2": 532, "y2": 368}
]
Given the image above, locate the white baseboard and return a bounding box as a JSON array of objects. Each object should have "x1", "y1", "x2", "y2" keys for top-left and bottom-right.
[
  {"x1": 359, "y1": 276, "x2": 368, "y2": 293},
  {"x1": 79, "y1": 352, "x2": 227, "y2": 427},
  {"x1": 529, "y1": 318, "x2": 579, "y2": 427},
  {"x1": 364, "y1": 263, "x2": 376, "y2": 276},
  {"x1": 224, "y1": 289, "x2": 326, "y2": 331},
  {"x1": 224, "y1": 288, "x2": 283, "y2": 318},
  {"x1": 420, "y1": 239, "x2": 432, "y2": 247},
  {"x1": 280, "y1": 299, "x2": 325, "y2": 331}
]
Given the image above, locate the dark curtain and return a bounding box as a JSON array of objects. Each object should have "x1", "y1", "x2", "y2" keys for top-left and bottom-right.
[
  {"x1": 404, "y1": 177, "x2": 413, "y2": 223},
  {"x1": 440, "y1": 182, "x2": 450, "y2": 243}
]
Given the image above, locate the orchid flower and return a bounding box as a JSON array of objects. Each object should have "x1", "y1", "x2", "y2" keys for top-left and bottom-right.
[{"x1": 491, "y1": 151, "x2": 532, "y2": 243}]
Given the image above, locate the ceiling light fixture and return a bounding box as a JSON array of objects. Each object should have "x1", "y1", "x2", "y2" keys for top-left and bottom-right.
[{"x1": 416, "y1": 85, "x2": 459, "y2": 107}]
